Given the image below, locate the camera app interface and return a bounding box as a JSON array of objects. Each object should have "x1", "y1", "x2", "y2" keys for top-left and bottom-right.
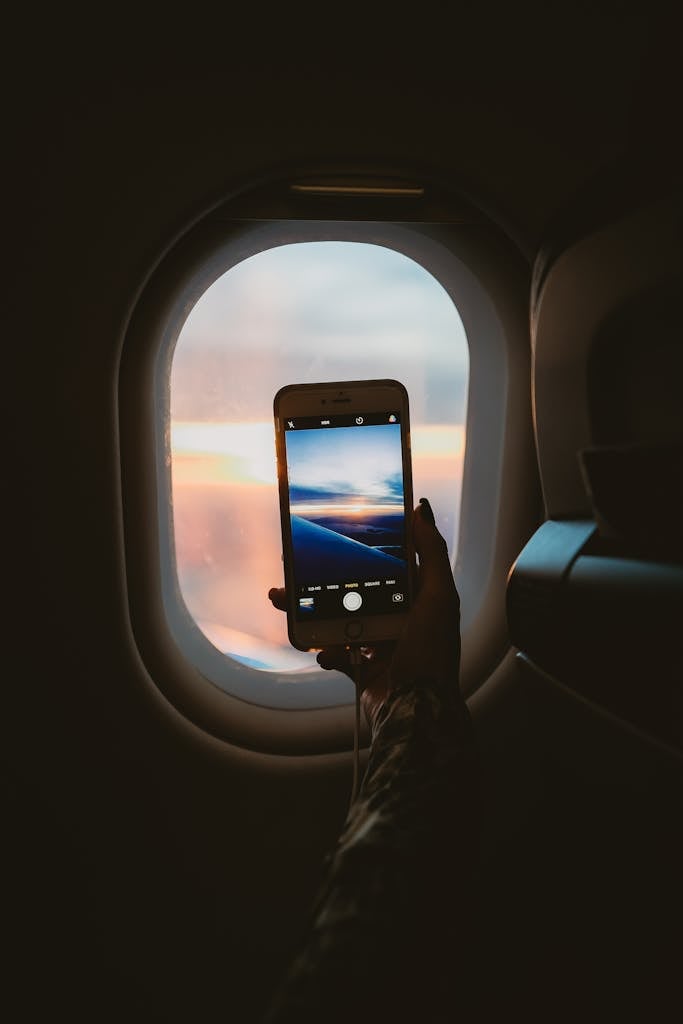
[{"x1": 284, "y1": 412, "x2": 409, "y2": 621}]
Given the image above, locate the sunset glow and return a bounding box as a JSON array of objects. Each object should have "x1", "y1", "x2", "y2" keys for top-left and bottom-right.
[
  {"x1": 169, "y1": 420, "x2": 465, "y2": 671},
  {"x1": 171, "y1": 421, "x2": 466, "y2": 488}
]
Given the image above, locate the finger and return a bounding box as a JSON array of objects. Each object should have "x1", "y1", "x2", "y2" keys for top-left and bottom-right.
[
  {"x1": 317, "y1": 647, "x2": 390, "y2": 699},
  {"x1": 413, "y1": 498, "x2": 458, "y2": 596},
  {"x1": 317, "y1": 647, "x2": 352, "y2": 674},
  {"x1": 268, "y1": 587, "x2": 287, "y2": 611}
]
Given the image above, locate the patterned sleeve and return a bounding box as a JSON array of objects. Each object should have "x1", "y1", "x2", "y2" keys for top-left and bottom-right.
[{"x1": 263, "y1": 677, "x2": 478, "y2": 1024}]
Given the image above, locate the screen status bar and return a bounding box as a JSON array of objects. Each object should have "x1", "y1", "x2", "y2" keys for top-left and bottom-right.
[{"x1": 283, "y1": 411, "x2": 401, "y2": 430}]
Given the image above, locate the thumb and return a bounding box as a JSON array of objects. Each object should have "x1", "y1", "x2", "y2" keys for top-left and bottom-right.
[{"x1": 414, "y1": 498, "x2": 458, "y2": 596}]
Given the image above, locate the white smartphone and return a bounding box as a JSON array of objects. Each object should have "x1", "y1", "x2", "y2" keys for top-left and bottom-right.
[{"x1": 274, "y1": 379, "x2": 415, "y2": 651}]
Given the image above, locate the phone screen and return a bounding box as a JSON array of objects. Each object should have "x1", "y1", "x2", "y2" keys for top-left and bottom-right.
[{"x1": 282, "y1": 410, "x2": 410, "y2": 622}]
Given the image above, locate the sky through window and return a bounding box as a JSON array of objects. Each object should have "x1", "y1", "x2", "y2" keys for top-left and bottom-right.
[{"x1": 170, "y1": 241, "x2": 469, "y2": 673}]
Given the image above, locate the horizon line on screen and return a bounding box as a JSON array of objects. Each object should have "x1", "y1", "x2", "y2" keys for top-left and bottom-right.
[{"x1": 291, "y1": 502, "x2": 405, "y2": 515}]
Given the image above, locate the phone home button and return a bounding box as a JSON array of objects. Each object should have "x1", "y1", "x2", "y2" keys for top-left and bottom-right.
[{"x1": 344, "y1": 620, "x2": 363, "y2": 640}]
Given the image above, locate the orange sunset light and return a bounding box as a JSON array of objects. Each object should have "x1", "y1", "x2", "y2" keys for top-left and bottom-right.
[
  {"x1": 171, "y1": 421, "x2": 465, "y2": 487},
  {"x1": 168, "y1": 419, "x2": 465, "y2": 670}
]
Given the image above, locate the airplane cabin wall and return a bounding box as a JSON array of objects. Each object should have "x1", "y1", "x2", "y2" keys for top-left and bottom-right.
[{"x1": 5, "y1": 12, "x2": 681, "y2": 1022}]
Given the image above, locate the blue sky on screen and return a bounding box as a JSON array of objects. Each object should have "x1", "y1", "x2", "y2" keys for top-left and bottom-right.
[{"x1": 286, "y1": 424, "x2": 403, "y2": 505}]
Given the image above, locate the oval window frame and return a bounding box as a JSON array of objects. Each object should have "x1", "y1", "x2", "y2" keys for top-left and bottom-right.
[{"x1": 118, "y1": 173, "x2": 536, "y2": 754}]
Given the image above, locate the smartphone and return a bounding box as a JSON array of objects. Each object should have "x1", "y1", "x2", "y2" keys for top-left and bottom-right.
[{"x1": 274, "y1": 379, "x2": 415, "y2": 651}]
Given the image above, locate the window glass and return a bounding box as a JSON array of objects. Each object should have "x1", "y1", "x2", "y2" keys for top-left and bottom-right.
[{"x1": 170, "y1": 241, "x2": 468, "y2": 672}]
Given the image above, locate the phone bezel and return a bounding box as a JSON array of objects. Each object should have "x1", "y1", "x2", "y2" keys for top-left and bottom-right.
[{"x1": 274, "y1": 379, "x2": 415, "y2": 651}]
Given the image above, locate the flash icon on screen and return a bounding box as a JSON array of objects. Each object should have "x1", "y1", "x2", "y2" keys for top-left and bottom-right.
[{"x1": 355, "y1": 416, "x2": 364, "y2": 425}]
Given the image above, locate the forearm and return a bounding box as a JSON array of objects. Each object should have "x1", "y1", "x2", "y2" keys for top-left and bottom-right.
[{"x1": 264, "y1": 679, "x2": 477, "y2": 1023}]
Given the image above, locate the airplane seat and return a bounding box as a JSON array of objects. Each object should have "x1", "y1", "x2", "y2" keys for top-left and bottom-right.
[
  {"x1": 508, "y1": 173, "x2": 683, "y2": 751},
  {"x1": 489, "y1": 171, "x2": 683, "y2": 1019}
]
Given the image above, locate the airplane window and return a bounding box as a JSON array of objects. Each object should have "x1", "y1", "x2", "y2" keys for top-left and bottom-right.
[
  {"x1": 169, "y1": 241, "x2": 469, "y2": 684},
  {"x1": 120, "y1": 200, "x2": 531, "y2": 736}
]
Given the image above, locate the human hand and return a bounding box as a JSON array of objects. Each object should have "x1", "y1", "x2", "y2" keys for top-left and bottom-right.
[{"x1": 268, "y1": 498, "x2": 462, "y2": 724}]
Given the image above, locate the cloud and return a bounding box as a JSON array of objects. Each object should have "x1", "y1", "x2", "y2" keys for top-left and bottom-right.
[
  {"x1": 180, "y1": 241, "x2": 466, "y2": 358},
  {"x1": 172, "y1": 241, "x2": 469, "y2": 424}
]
